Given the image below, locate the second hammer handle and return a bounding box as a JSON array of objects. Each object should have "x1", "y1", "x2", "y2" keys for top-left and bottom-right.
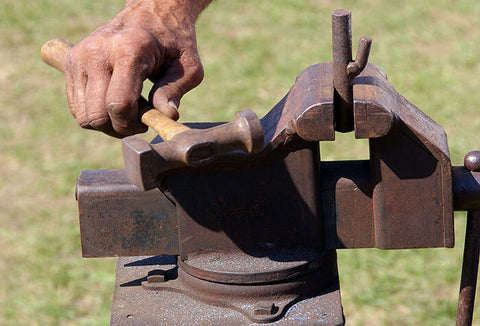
[{"x1": 40, "y1": 38, "x2": 190, "y2": 141}]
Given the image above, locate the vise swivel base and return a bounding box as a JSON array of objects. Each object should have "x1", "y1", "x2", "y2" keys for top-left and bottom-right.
[{"x1": 73, "y1": 10, "x2": 480, "y2": 326}]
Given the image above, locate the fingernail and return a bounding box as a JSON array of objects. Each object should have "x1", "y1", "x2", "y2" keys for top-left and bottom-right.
[
  {"x1": 168, "y1": 100, "x2": 178, "y2": 111},
  {"x1": 88, "y1": 117, "x2": 110, "y2": 129}
]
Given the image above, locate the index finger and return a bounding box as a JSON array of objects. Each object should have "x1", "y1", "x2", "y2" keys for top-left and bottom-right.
[{"x1": 105, "y1": 58, "x2": 148, "y2": 135}]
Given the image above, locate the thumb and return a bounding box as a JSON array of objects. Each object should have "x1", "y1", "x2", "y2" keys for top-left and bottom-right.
[
  {"x1": 149, "y1": 86, "x2": 181, "y2": 121},
  {"x1": 149, "y1": 50, "x2": 204, "y2": 120}
]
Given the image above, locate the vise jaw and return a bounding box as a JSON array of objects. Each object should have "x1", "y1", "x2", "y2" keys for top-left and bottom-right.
[{"x1": 325, "y1": 62, "x2": 453, "y2": 250}]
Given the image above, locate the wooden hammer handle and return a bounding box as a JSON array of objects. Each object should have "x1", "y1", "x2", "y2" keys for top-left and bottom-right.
[{"x1": 40, "y1": 38, "x2": 190, "y2": 140}]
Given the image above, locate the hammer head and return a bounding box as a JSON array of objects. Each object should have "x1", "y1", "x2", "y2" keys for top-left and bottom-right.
[
  {"x1": 123, "y1": 136, "x2": 164, "y2": 191},
  {"x1": 123, "y1": 136, "x2": 222, "y2": 190},
  {"x1": 123, "y1": 109, "x2": 264, "y2": 190}
]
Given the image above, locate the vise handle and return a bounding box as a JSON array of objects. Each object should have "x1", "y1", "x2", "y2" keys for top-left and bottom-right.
[{"x1": 40, "y1": 38, "x2": 191, "y2": 141}]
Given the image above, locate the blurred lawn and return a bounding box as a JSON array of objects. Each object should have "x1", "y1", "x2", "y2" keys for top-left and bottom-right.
[{"x1": 0, "y1": 0, "x2": 479, "y2": 325}]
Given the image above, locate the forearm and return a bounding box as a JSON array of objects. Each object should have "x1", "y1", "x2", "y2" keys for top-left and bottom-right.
[{"x1": 124, "y1": 0, "x2": 213, "y2": 21}]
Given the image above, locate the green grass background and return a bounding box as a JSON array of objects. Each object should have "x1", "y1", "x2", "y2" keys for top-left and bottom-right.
[{"x1": 1, "y1": 0, "x2": 479, "y2": 325}]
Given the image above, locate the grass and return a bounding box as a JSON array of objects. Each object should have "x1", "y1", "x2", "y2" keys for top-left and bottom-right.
[{"x1": 0, "y1": 0, "x2": 479, "y2": 325}]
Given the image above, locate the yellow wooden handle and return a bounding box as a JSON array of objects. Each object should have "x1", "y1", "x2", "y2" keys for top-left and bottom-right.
[
  {"x1": 40, "y1": 38, "x2": 73, "y2": 71},
  {"x1": 138, "y1": 98, "x2": 190, "y2": 139},
  {"x1": 40, "y1": 38, "x2": 189, "y2": 141}
]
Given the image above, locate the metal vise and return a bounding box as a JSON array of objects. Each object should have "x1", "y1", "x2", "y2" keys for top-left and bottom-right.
[{"x1": 75, "y1": 10, "x2": 480, "y2": 325}]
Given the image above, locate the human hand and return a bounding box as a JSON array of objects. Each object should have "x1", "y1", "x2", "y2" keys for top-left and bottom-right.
[{"x1": 63, "y1": 0, "x2": 210, "y2": 137}]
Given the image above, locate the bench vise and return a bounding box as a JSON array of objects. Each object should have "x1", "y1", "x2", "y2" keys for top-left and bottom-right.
[{"x1": 73, "y1": 10, "x2": 480, "y2": 325}]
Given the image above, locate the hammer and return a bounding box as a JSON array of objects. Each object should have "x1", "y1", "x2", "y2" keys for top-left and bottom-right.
[{"x1": 41, "y1": 39, "x2": 264, "y2": 190}]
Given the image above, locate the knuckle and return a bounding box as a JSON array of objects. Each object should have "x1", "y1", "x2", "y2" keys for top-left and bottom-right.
[
  {"x1": 81, "y1": 36, "x2": 107, "y2": 56},
  {"x1": 113, "y1": 30, "x2": 157, "y2": 58},
  {"x1": 65, "y1": 50, "x2": 88, "y2": 78},
  {"x1": 70, "y1": 35, "x2": 113, "y2": 73},
  {"x1": 181, "y1": 51, "x2": 204, "y2": 86},
  {"x1": 63, "y1": 53, "x2": 74, "y2": 73},
  {"x1": 189, "y1": 63, "x2": 204, "y2": 85},
  {"x1": 113, "y1": 39, "x2": 159, "y2": 78},
  {"x1": 69, "y1": 45, "x2": 88, "y2": 64},
  {"x1": 64, "y1": 53, "x2": 80, "y2": 75}
]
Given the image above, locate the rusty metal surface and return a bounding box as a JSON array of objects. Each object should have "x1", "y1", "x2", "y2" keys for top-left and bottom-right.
[
  {"x1": 76, "y1": 169, "x2": 178, "y2": 257},
  {"x1": 331, "y1": 9, "x2": 371, "y2": 132},
  {"x1": 325, "y1": 60, "x2": 455, "y2": 248},
  {"x1": 320, "y1": 160, "x2": 374, "y2": 249},
  {"x1": 332, "y1": 9, "x2": 354, "y2": 132},
  {"x1": 452, "y1": 167, "x2": 480, "y2": 211},
  {"x1": 264, "y1": 62, "x2": 335, "y2": 143},
  {"x1": 178, "y1": 248, "x2": 330, "y2": 284},
  {"x1": 322, "y1": 162, "x2": 472, "y2": 249},
  {"x1": 111, "y1": 256, "x2": 344, "y2": 325},
  {"x1": 456, "y1": 152, "x2": 480, "y2": 326},
  {"x1": 146, "y1": 129, "x2": 339, "y2": 323},
  {"x1": 166, "y1": 138, "x2": 323, "y2": 262},
  {"x1": 456, "y1": 210, "x2": 480, "y2": 326},
  {"x1": 370, "y1": 131, "x2": 453, "y2": 249},
  {"x1": 354, "y1": 63, "x2": 453, "y2": 249}
]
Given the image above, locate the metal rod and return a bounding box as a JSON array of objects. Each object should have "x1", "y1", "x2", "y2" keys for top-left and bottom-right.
[
  {"x1": 457, "y1": 210, "x2": 480, "y2": 326},
  {"x1": 332, "y1": 9, "x2": 354, "y2": 133},
  {"x1": 347, "y1": 36, "x2": 372, "y2": 77}
]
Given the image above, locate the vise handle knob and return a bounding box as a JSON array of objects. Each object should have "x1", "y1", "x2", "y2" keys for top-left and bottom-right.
[
  {"x1": 465, "y1": 151, "x2": 480, "y2": 172},
  {"x1": 40, "y1": 38, "x2": 191, "y2": 141}
]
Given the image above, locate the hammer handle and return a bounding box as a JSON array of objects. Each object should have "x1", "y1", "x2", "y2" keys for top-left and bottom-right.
[{"x1": 40, "y1": 38, "x2": 190, "y2": 140}]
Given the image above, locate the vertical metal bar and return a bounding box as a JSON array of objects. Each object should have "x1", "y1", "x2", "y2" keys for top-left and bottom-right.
[
  {"x1": 457, "y1": 210, "x2": 480, "y2": 326},
  {"x1": 332, "y1": 9, "x2": 353, "y2": 133}
]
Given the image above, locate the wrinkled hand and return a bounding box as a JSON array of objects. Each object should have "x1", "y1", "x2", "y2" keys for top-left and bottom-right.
[{"x1": 64, "y1": 0, "x2": 210, "y2": 137}]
